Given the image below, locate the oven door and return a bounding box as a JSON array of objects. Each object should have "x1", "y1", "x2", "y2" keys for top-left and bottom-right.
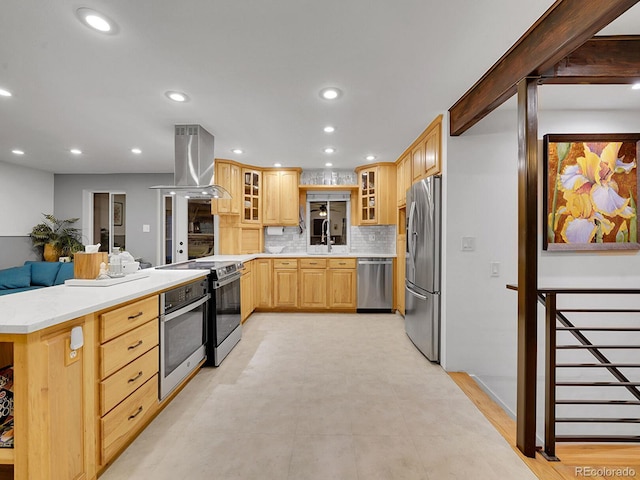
[
  {"x1": 209, "y1": 272, "x2": 241, "y2": 366},
  {"x1": 160, "y1": 294, "x2": 209, "y2": 399}
]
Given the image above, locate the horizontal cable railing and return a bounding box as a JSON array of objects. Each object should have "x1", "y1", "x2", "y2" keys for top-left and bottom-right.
[{"x1": 538, "y1": 289, "x2": 640, "y2": 461}]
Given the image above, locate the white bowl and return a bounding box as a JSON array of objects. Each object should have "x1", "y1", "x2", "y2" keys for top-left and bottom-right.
[
  {"x1": 121, "y1": 261, "x2": 140, "y2": 274},
  {"x1": 266, "y1": 246, "x2": 285, "y2": 254}
]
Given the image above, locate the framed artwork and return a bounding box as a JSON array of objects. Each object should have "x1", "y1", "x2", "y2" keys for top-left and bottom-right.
[
  {"x1": 543, "y1": 133, "x2": 640, "y2": 251},
  {"x1": 113, "y1": 202, "x2": 123, "y2": 226}
]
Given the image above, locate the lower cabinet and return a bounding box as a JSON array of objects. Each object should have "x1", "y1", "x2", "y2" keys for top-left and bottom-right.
[
  {"x1": 241, "y1": 260, "x2": 254, "y2": 322},
  {"x1": 254, "y1": 257, "x2": 357, "y2": 311},
  {"x1": 98, "y1": 296, "x2": 159, "y2": 467},
  {"x1": 273, "y1": 259, "x2": 298, "y2": 308}
]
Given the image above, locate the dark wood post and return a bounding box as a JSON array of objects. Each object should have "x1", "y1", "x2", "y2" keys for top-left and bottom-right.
[
  {"x1": 516, "y1": 76, "x2": 539, "y2": 458},
  {"x1": 543, "y1": 293, "x2": 559, "y2": 461}
]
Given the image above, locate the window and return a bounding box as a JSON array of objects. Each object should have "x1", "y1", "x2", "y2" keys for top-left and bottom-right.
[{"x1": 306, "y1": 192, "x2": 350, "y2": 252}]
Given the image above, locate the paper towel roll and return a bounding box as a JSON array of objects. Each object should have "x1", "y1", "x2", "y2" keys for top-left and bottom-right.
[{"x1": 266, "y1": 226, "x2": 284, "y2": 236}]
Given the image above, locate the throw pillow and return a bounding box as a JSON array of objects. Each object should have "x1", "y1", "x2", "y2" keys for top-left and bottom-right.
[
  {"x1": 25, "y1": 261, "x2": 61, "y2": 287},
  {"x1": 0, "y1": 266, "x2": 31, "y2": 290},
  {"x1": 54, "y1": 262, "x2": 75, "y2": 284}
]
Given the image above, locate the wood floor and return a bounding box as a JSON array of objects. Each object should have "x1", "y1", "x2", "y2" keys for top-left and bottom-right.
[{"x1": 450, "y1": 372, "x2": 640, "y2": 480}]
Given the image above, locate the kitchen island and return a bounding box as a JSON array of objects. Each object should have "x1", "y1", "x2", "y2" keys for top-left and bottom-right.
[{"x1": 0, "y1": 268, "x2": 208, "y2": 480}]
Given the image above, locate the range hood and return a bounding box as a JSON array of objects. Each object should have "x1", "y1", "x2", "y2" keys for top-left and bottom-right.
[{"x1": 151, "y1": 124, "x2": 231, "y2": 199}]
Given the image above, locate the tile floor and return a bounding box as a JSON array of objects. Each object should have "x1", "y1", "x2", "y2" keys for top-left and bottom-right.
[{"x1": 101, "y1": 313, "x2": 537, "y2": 480}]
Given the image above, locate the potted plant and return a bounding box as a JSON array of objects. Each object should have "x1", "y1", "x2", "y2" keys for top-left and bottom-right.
[{"x1": 29, "y1": 214, "x2": 84, "y2": 261}]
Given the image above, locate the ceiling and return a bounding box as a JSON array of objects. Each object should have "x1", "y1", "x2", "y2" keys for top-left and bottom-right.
[{"x1": 1, "y1": 1, "x2": 638, "y2": 175}]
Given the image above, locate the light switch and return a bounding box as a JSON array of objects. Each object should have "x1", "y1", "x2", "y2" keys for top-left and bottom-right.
[
  {"x1": 490, "y1": 262, "x2": 500, "y2": 277},
  {"x1": 143, "y1": 224, "x2": 150, "y2": 233},
  {"x1": 461, "y1": 236, "x2": 475, "y2": 251}
]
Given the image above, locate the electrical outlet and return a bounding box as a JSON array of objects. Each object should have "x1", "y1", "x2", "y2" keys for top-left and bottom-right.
[
  {"x1": 369, "y1": 234, "x2": 375, "y2": 242},
  {"x1": 142, "y1": 224, "x2": 150, "y2": 233}
]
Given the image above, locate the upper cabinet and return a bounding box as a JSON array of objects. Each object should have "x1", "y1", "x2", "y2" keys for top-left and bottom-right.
[
  {"x1": 395, "y1": 114, "x2": 442, "y2": 206},
  {"x1": 355, "y1": 163, "x2": 396, "y2": 225},
  {"x1": 263, "y1": 168, "x2": 301, "y2": 226},
  {"x1": 211, "y1": 160, "x2": 241, "y2": 215},
  {"x1": 242, "y1": 168, "x2": 261, "y2": 223}
]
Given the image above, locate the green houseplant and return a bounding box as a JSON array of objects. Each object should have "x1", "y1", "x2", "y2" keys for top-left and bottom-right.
[{"x1": 29, "y1": 214, "x2": 84, "y2": 261}]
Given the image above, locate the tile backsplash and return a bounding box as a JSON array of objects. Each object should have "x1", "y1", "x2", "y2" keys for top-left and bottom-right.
[{"x1": 263, "y1": 225, "x2": 396, "y2": 254}]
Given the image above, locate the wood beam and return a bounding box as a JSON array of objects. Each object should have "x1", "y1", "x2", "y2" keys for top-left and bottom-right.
[
  {"x1": 541, "y1": 35, "x2": 640, "y2": 84},
  {"x1": 516, "y1": 77, "x2": 539, "y2": 458},
  {"x1": 449, "y1": 0, "x2": 639, "y2": 136}
]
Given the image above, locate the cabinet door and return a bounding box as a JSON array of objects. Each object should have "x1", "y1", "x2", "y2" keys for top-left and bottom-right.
[
  {"x1": 242, "y1": 169, "x2": 261, "y2": 223},
  {"x1": 262, "y1": 171, "x2": 280, "y2": 225},
  {"x1": 396, "y1": 235, "x2": 406, "y2": 315},
  {"x1": 299, "y1": 269, "x2": 327, "y2": 308},
  {"x1": 328, "y1": 269, "x2": 356, "y2": 308},
  {"x1": 359, "y1": 168, "x2": 377, "y2": 224},
  {"x1": 402, "y1": 154, "x2": 412, "y2": 199},
  {"x1": 212, "y1": 161, "x2": 241, "y2": 215},
  {"x1": 255, "y1": 259, "x2": 272, "y2": 308},
  {"x1": 279, "y1": 170, "x2": 299, "y2": 225},
  {"x1": 241, "y1": 270, "x2": 253, "y2": 322},
  {"x1": 412, "y1": 141, "x2": 424, "y2": 182},
  {"x1": 424, "y1": 127, "x2": 441, "y2": 177},
  {"x1": 274, "y1": 269, "x2": 298, "y2": 307},
  {"x1": 396, "y1": 157, "x2": 405, "y2": 207}
]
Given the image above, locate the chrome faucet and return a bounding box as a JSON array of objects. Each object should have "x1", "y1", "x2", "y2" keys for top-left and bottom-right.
[{"x1": 321, "y1": 219, "x2": 331, "y2": 252}]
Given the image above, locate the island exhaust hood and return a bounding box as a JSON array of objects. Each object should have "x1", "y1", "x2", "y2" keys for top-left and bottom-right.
[{"x1": 150, "y1": 124, "x2": 231, "y2": 199}]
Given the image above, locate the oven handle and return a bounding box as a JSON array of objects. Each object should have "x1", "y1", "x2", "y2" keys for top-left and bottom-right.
[
  {"x1": 162, "y1": 294, "x2": 210, "y2": 323},
  {"x1": 212, "y1": 271, "x2": 241, "y2": 289}
]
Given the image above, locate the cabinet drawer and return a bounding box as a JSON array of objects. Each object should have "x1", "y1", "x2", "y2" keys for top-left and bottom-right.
[
  {"x1": 100, "y1": 345, "x2": 159, "y2": 416},
  {"x1": 273, "y1": 258, "x2": 298, "y2": 269},
  {"x1": 328, "y1": 258, "x2": 357, "y2": 269},
  {"x1": 100, "y1": 296, "x2": 158, "y2": 343},
  {"x1": 100, "y1": 320, "x2": 159, "y2": 379},
  {"x1": 299, "y1": 258, "x2": 327, "y2": 269},
  {"x1": 101, "y1": 374, "x2": 158, "y2": 463},
  {"x1": 241, "y1": 260, "x2": 252, "y2": 275}
]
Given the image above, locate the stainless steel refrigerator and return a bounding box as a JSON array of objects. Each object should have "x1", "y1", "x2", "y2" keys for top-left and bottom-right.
[{"x1": 405, "y1": 175, "x2": 441, "y2": 362}]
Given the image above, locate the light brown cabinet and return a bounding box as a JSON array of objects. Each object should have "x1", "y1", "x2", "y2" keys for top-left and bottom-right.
[
  {"x1": 273, "y1": 258, "x2": 298, "y2": 307},
  {"x1": 327, "y1": 258, "x2": 357, "y2": 309},
  {"x1": 242, "y1": 168, "x2": 261, "y2": 223},
  {"x1": 263, "y1": 169, "x2": 301, "y2": 226},
  {"x1": 211, "y1": 160, "x2": 241, "y2": 215},
  {"x1": 241, "y1": 260, "x2": 254, "y2": 323},
  {"x1": 355, "y1": 164, "x2": 396, "y2": 225},
  {"x1": 98, "y1": 296, "x2": 159, "y2": 465},
  {"x1": 396, "y1": 235, "x2": 406, "y2": 315},
  {"x1": 397, "y1": 152, "x2": 412, "y2": 207},
  {"x1": 255, "y1": 258, "x2": 273, "y2": 308},
  {"x1": 299, "y1": 258, "x2": 327, "y2": 308}
]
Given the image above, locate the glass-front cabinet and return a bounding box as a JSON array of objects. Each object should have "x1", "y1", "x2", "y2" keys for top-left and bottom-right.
[
  {"x1": 242, "y1": 168, "x2": 261, "y2": 223},
  {"x1": 360, "y1": 168, "x2": 377, "y2": 223}
]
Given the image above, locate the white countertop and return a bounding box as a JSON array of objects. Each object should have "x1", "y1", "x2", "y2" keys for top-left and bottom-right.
[
  {"x1": 195, "y1": 252, "x2": 397, "y2": 262},
  {"x1": 0, "y1": 269, "x2": 208, "y2": 335}
]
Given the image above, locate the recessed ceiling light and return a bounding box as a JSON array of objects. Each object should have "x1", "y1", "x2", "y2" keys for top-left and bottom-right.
[
  {"x1": 632, "y1": 83, "x2": 640, "y2": 90},
  {"x1": 12, "y1": 149, "x2": 24, "y2": 155},
  {"x1": 70, "y1": 149, "x2": 82, "y2": 155},
  {"x1": 165, "y1": 91, "x2": 189, "y2": 102},
  {"x1": 324, "y1": 147, "x2": 335, "y2": 154},
  {"x1": 0, "y1": 88, "x2": 12, "y2": 97},
  {"x1": 323, "y1": 126, "x2": 335, "y2": 133},
  {"x1": 131, "y1": 148, "x2": 142, "y2": 154},
  {"x1": 169, "y1": 191, "x2": 176, "y2": 196},
  {"x1": 365, "y1": 155, "x2": 376, "y2": 161},
  {"x1": 325, "y1": 162, "x2": 333, "y2": 167},
  {"x1": 232, "y1": 148, "x2": 243, "y2": 154},
  {"x1": 76, "y1": 8, "x2": 117, "y2": 34},
  {"x1": 320, "y1": 87, "x2": 342, "y2": 100},
  {"x1": 274, "y1": 163, "x2": 282, "y2": 167}
]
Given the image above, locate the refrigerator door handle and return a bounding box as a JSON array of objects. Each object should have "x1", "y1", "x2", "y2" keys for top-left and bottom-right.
[
  {"x1": 406, "y1": 286, "x2": 428, "y2": 301},
  {"x1": 408, "y1": 201, "x2": 417, "y2": 261}
]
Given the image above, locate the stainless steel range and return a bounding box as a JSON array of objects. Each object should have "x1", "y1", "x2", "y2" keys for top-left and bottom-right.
[{"x1": 157, "y1": 260, "x2": 242, "y2": 367}]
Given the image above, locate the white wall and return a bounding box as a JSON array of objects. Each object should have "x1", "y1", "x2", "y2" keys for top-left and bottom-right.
[
  {"x1": 0, "y1": 161, "x2": 54, "y2": 236},
  {"x1": 444, "y1": 105, "x2": 640, "y2": 438}
]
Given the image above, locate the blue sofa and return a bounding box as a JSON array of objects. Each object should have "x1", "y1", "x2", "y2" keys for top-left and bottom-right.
[{"x1": 0, "y1": 261, "x2": 75, "y2": 296}]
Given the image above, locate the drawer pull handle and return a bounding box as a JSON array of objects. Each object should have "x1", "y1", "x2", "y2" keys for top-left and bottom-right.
[
  {"x1": 282, "y1": 262, "x2": 289, "y2": 265},
  {"x1": 310, "y1": 262, "x2": 317, "y2": 265},
  {"x1": 339, "y1": 262, "x2": 346, "y2": 265},
  {"x1": 128, "y1": 311, "x2": 144, "y2": 320},
  {"x1": 128, "y1": 340, "x2": 143, "y2": 351},
  {"x1": 128, "y1": 406, "x2": 143, "y2": 421},
  {"x1": 128, "y1": 371, "x2": 144, "y2": 383}
]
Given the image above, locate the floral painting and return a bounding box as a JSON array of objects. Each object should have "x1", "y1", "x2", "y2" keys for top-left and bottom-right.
[{"x1": 543, "y1": 134, "x2": 640, "y2": 251}]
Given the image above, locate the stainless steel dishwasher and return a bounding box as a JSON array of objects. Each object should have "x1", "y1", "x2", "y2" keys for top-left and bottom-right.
[{"x1": 357, "y1": 257, "x2": 393, "y2": 312}]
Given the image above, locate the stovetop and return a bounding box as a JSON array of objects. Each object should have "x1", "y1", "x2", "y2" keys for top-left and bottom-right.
[{"x1": 156, "y1": 260, "x2": 241, "y2": 280}]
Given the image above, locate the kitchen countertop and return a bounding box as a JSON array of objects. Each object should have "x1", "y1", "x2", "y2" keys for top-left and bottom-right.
[
  {"x1": 0, "y1": 269, "x2": 208, "y2": 334},
  {"x1": 0, "y1": 252, "x2": 396, "y2": 334},
  {"x1": 196, "y1": 252, "x2": 397, "y2": 263}
]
